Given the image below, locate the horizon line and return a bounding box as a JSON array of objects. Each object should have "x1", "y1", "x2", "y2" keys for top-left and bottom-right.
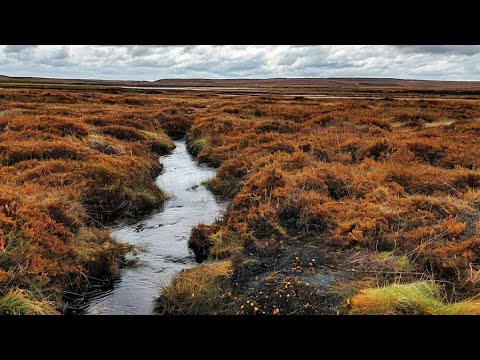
[{"x1": 2, "y1": 74, "x2": 480, "y2": 83}]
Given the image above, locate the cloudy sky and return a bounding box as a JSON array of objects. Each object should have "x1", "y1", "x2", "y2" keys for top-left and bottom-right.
[{"x1": 0, "y1": 45, "x2": 479, "y2": 81}]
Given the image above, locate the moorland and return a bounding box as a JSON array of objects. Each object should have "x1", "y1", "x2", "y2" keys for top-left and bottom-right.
[{"x1": 0, "y1": 77, "x2": 479, "y2": 315}]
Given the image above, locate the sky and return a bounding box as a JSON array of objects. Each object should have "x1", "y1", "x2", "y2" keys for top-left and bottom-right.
[{"x1": 0, "y1": 45, "x2": 479, "y2": 81}]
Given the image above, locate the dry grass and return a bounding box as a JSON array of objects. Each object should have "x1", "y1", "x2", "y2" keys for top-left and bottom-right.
[
  {"x1": 0, "y1": 88, "x2": 176, "y2": 311},
  {"x1": 2, "y1": 87, "x2": 480, "y2": 314},
  {"x1": 0, "y1": 288, "x2": 58, "y2": 315},
  {"x1": 188, "y1": 224, "x2": 243, "y2": 262},
  {"x1": 156, "y1": 260, "x2": 233, "y2": 314},
  {"x1": 177, "y1": 94, "x2": 480, "y2": 312}
]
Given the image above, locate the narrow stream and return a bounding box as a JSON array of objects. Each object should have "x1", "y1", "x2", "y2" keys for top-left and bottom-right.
[{"x1": 83, "y1": 140, "x2": 227, "y2": 315}]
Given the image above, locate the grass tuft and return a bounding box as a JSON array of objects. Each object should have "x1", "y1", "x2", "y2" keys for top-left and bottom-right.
[
  {"x1": 155, "y1": 260, "x2": 233, "y2": 314},
  {"x1": 350, "y1": 281, "x2": 480, "y2": 315},
  {"x1": 0, "y1": 288, "x2": 58, "y2": 315}
]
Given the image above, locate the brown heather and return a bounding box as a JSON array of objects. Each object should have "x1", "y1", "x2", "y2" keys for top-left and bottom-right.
[
  {"x1": 180, "y1": 95, "x2": 480, "y2": 314},
  {"x1": 0, "y1": 89, "x2": 178, "y2": 313},
  {"x1": 1, "y1": 87, "x2": 480, "y2": 314}
]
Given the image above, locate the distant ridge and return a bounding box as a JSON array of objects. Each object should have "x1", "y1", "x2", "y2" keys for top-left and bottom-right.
[
  {"x1": 2, "y1": 75, "x2": 480, "y2": 95},
  {"x1": 1, "y1": 74, "x2": 480, "y2": 86},
  {"x1": 151, "y1": 77, "x2": 480, "y2": 91},
  {"x1": 0, "y1": 74, "x2": 151, "y2": 86}
]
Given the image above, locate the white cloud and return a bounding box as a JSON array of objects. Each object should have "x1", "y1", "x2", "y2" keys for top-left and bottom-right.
[{"x1": 0, "y1": 45, "x2": 479, "y2": 81}]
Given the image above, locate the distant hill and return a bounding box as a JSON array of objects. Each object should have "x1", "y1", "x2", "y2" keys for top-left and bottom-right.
[
  {"x1": 2, "y1": 75, "x2": 480, "y2": 96},
  {"x1": 152, "y1": 77, "x2": 480, "y2": 91},
  {"x1": 0, "y1": 74, "x2": 151, "y2": 87}
]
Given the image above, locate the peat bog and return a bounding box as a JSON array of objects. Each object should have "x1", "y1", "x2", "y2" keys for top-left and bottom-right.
[{"x1": 1, "y1": 80, "x2": 480, "y2": 315}]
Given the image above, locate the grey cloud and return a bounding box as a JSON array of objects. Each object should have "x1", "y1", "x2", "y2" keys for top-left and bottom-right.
[
  {"x1": 50, "y1": 47, "x2": 69, "y2": 60},
  {"x1": 395, "y1": 45, "x2": 480, "y2": 56},
  {"x1": 4, "y1": 45, "x2": 38, "y2": 53},
  {"x1": 37, "y1": 47, "x2": 70, "y2": 65},
  {"x1": 0, "y1": 45, "x2": 480, "y2": 81},
  {"x1": 126, "y1": 45, "x2": 161, "y2": 57}
]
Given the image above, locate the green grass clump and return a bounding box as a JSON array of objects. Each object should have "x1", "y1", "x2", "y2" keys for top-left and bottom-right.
[
  {"x1": 350, "y1": 281, "x2": 480, "y2": 315},
  {"x1": 0, "y1": 288, "x2": 58, "y2": 315},
  {"x1": 209, "y1": 229, "x2": 243, "y2": 259},
  {"x1": 187, "y1": 137, "x2": 208, "y2": 156}
]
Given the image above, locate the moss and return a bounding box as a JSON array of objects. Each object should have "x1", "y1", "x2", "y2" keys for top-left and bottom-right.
[{"x1": 350, "y1": 281, "x2": 480, "y2": 315}]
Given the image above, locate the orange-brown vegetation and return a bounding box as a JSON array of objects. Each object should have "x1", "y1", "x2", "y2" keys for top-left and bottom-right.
[
  {"x1": 155, "y1": 260, "x2": 233, "y2": 315},
  {"x1": 178, "y1": 95, "x2": 480, "y2": 313},
  {"x1": 2, "y1": 85, "x2": 480, "y2": 314},
  {"x1": 0, "y1": 89, "x2": 180, "y2": 313}
]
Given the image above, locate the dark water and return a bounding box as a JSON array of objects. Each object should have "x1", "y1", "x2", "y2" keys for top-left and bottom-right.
[{"x1": 84, "y1": 140, "x2": 227, "y2": 315}]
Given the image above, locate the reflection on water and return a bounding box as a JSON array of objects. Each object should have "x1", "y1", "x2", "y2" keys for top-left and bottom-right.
[{"x1": 83, "y1": 141, "x2": 227, "y2": 315}]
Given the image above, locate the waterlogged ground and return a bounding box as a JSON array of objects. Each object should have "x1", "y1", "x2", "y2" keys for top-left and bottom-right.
[{"x1": 84, "y1": 141, "x2": 227, "y2": 315}]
